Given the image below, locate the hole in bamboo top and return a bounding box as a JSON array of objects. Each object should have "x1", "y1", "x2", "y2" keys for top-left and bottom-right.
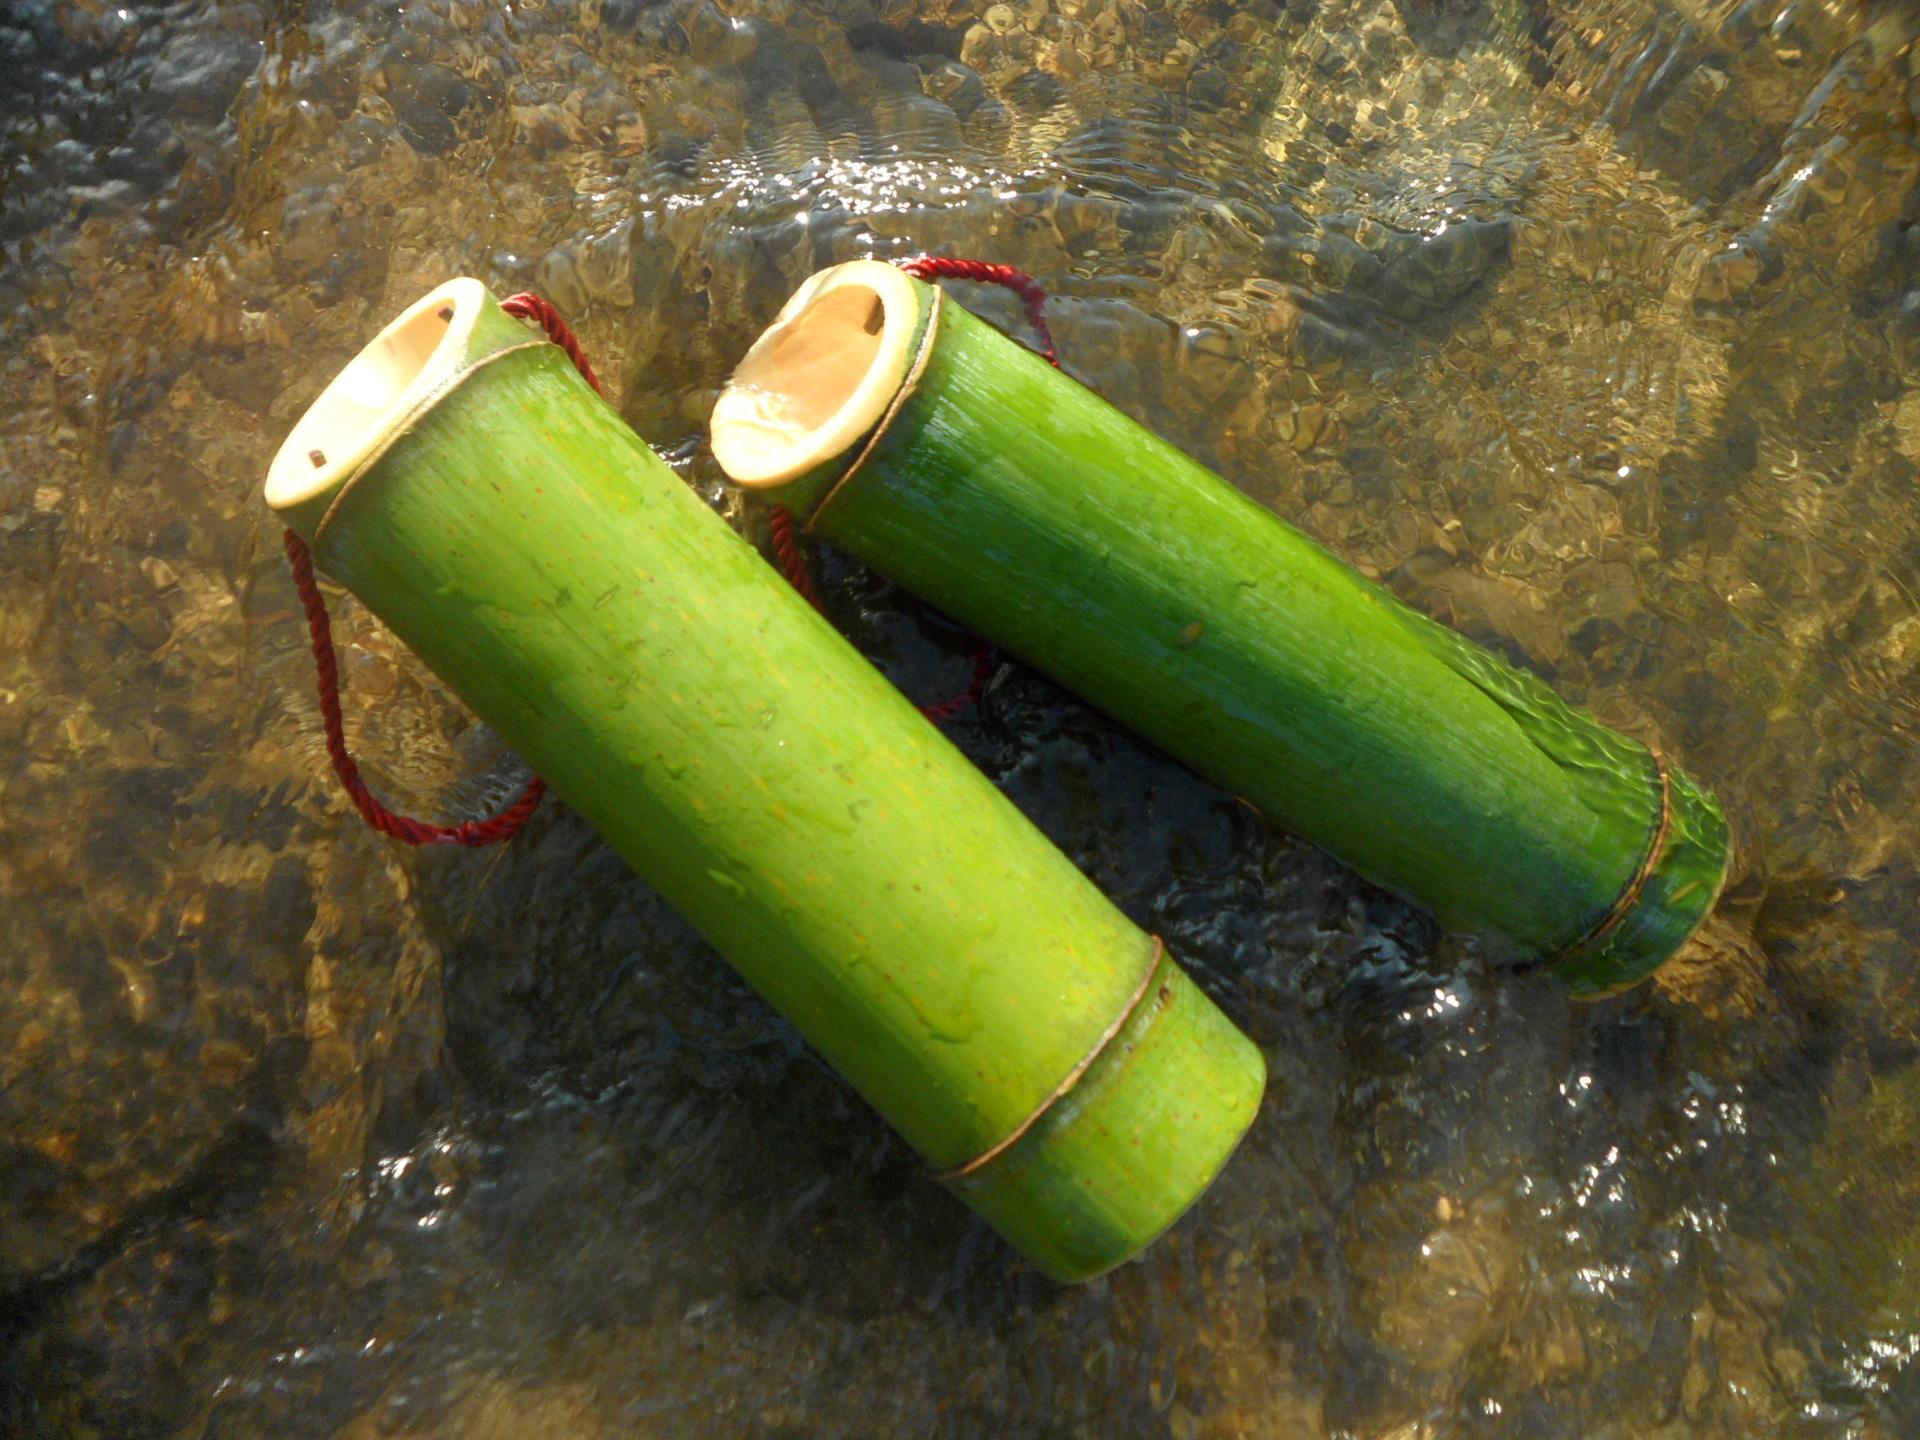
[
  {"x1": 710, "y1": 259, "x2": 922, "y2": 488},
  {"x1": 266, "y1": 277, "x2": 487, "y2": 514}
]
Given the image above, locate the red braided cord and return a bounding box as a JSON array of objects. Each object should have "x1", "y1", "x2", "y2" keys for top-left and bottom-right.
[
  {"x1": 766, "y1": 253, "x2": 1060, "y2": 718},
  {"x1": 898, "y1": 255, "x2": 1058, "y2": 368},
  {"x1": 281, "y1": 290, "x2": 611, "y2": 847},
  {"x1": 501, "y1": 292, "x2": 605, "y2": 395},
  {"x1": 284, "y1": 529, "x2": 547, "y2": 845},
  {"x1": 767, "y1": 504, "x2": 823, "y2": 611}
]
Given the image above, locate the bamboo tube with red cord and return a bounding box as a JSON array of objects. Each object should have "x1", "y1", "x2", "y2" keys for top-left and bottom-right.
[{"x1": 711, "y1": 260, "x2": 1731, "y2": 997}]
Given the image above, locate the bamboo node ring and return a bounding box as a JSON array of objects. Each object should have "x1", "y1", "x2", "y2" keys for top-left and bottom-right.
[
  {"x1": 1552, "y1": 747, "x2": 1675, "y2": 965},
  {"x1": 931, "y1": 934, "x2": 1167, "y2": 1184}
]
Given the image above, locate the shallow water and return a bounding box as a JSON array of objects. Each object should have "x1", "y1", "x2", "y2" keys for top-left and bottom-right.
[{"x1": 3, "y1": 0, "x2": 1918, "y2": 1434}]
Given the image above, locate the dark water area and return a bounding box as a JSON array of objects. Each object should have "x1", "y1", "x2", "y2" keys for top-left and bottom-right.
[{"x1": 3, "y1": 0, "x2": 1919, "y2": 1434}]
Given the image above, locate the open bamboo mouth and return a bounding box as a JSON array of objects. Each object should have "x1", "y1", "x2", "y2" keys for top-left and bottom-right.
[
  {"x1": 265, "y1": 277, "x2": 487, "y2": 513},
  {"x1": 710, "y1": 260, "x2": 922, "y2": 488}
]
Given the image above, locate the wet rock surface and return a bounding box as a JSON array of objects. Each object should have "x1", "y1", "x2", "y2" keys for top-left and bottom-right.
[{"x1": 3, "y1": 0, "x2": 1919, "y2": 1435}]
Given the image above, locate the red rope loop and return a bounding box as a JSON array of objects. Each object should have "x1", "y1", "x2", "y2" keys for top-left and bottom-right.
[
  {"x1": 284, "y1": 528, "x2": 547, "y2": 846},
  {"x1": 899, "y1": 255, "x2": 1059, "y2": 368}
]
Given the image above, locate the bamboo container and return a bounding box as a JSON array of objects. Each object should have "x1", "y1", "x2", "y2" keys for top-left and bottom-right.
[
  {"x1": 710, "y1": 261, "x2": 1730, "y2": 997},
  {"x1": 263, "y1": 278, "x2": 1265, "y2": 1282}
]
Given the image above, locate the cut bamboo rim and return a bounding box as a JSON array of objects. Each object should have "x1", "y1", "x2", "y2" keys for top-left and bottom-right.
[
  {"x1": 266, "y1": 278, "x2": 487, "y2": 513},
  {"x1": 711, "y1": 260, "x2": 923, "y2": 487}
]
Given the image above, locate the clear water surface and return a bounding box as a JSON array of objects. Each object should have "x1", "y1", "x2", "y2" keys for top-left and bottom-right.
[{"x1": 3, "y1": 0, "x2": 1918, "y2": 1435}]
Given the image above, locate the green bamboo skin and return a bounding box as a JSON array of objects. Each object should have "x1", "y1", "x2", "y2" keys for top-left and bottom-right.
[
  {"x1": 265, "y1": 280, "x2": 1265, "y2": 1283},
  {"x1": 727, "y1": 267, "x2": 1729, "y2": 997}
]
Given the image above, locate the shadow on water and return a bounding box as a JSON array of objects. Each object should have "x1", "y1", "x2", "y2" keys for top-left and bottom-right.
[{"x1": 4, "y1": 0, "x2": 1920, "y2": 1434}]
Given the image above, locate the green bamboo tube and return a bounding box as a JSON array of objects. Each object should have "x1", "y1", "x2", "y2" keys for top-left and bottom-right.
[
  {"x1": 710, "y1": 261, "x2": 1730, "y2": 997},
  {"x1": 264, "y1": 278, "x2": 1264, "y2": 1282}
]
